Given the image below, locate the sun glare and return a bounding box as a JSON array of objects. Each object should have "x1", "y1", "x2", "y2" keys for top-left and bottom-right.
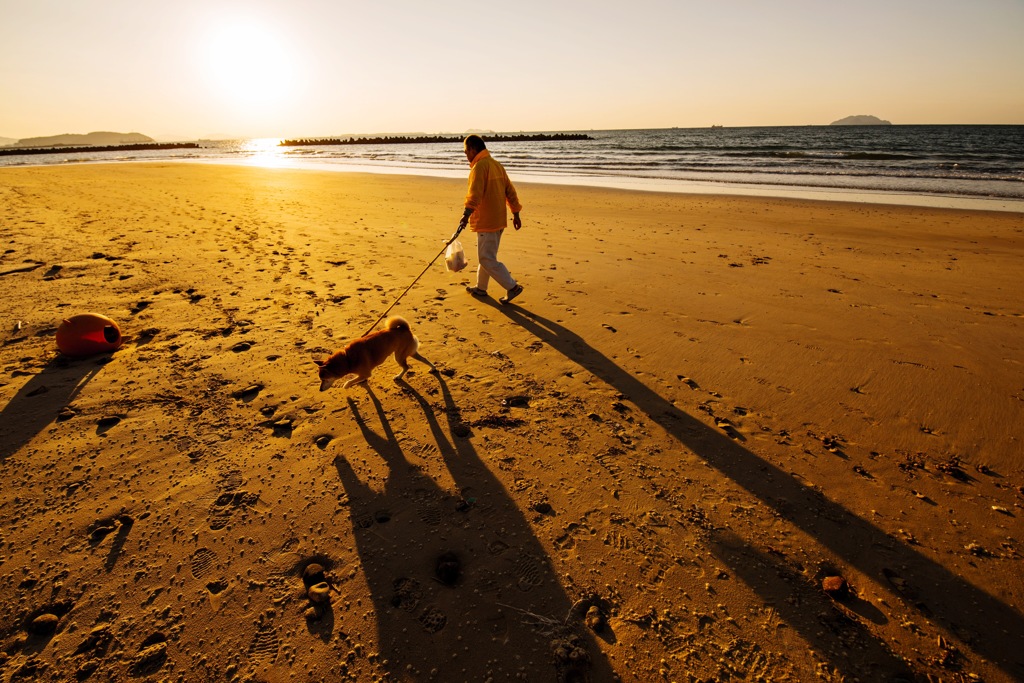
[
  {"x1": 240, "y1": 138, "x2": 291, "y2": 168},
  {"x1": 199, "y1": 20, "x2": 299, "y2": 114}
]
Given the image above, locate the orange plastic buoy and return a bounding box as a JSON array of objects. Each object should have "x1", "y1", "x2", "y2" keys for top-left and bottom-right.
[{"x1": 56, "y1": 313, "x2": 124, "y2": 358}]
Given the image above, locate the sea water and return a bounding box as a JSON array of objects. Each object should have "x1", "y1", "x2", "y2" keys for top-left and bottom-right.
[{"x1": 2, "y1": 126, "x2": 1022, "y2": 210}]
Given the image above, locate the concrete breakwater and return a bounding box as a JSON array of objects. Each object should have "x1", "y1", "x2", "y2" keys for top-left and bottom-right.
[
  {"x1": 0, "y1": 142, "x2": 201, "y2": 157},
  {"x1": 280, "y1": 132, "x2": 592, "y2": 146}
]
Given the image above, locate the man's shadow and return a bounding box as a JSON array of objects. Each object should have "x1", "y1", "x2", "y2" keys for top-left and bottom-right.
[
  {"x1": 0, "y1": 356, "x2": 103, "y2": 462},
  {"x1": 334, "y1": 381, "x2": 616, "y2": 682},
  {"x1": 497, "y1": 303, "x2": 1024, "y2": 681}
]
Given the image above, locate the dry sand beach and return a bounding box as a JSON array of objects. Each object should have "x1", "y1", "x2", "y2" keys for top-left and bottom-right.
[{"x1": 1, "y1": 163, "x2": 1022, "y2": 682}]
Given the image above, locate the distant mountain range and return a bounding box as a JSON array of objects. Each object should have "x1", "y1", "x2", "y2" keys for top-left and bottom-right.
[
  {"x1": 830, "y1": 115, "x2": 892, "y2": 126},
  {"x1": 2, "y1": 131, "x2": 155, "y2": 148}
]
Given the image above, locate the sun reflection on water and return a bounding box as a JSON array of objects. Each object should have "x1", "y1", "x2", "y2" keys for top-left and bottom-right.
[{"x1": 239, "y1": 138, "x2": 290, "y2": 167}]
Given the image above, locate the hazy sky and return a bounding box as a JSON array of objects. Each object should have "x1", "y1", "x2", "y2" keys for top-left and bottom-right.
[{"x1": 2, "y1": 0, "x2": 1022, "y2": 140}]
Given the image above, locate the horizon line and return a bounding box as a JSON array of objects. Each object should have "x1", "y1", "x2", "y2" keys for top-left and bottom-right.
[{"x1": 5, "y1": 122, "x2": 1024, "y2": 145}]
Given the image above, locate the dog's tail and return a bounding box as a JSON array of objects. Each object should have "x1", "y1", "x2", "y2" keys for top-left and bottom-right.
[{"x1": 385, "y1": 316, "x2": 410, "y2": 332}]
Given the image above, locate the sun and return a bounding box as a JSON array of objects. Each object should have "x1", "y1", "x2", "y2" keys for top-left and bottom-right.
[{"x1": 198, "y1": 19, "x2": 300, "y2": 112}]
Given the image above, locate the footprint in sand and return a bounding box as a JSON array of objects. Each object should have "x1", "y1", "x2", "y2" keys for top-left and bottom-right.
[
  {"x1": 594, "y1": 450, "x2": 624, "y2": 481},
  {"x1": 72, "y1": 624, "x2": 113, "y2": 678},
  {"x1": 231, "y1": 384, "x2": 263, "y2": 401},
  {"x1": 87, "y1": 521, "x2": 119, "y2": 545},
  {"x1": 96, "y1": 415, "x2": 122, "y2": 435},
  {"x1": 219, "y1": 469, "x2": 243, "y2": 491},
  {"x1": 190, "y1": 548, "x2": 218, "y2": 579},
  {"x1": 512, "y1": 553, "x2": 545, "y2": 591},
  {"x1": 248, "y1": 627, "x2": 280, "y2": 663},
  {"x1": 640, "y1": 559, "x2": 669, "y2": 586},
  {"x1": 208, "y1": 491, "x2": 258, "y2": 530},
  {"x1": 604, "y1": 529, "x2": 635, "y2": 552},
  {"x1": 554, "y1": 531, "x2": 577, "y2": 551},
  {"x1": 391, "y1": 577, "x2": 423, "y2": 612},
  {"x1": 74, "y1": 624, "x2": 113, "y2": 657},
  {"x1": 418, "y1": 606, "x2": 448, "y2": 633},
  {"x1": 411, "y1": 489, "x2": 442, "y2": 527},
  {"x1": 128, "y1": 633, "x2": 168, "y2": 677},
  {"x1": 488, "y1": 540, "x2": 510, "y2": 555},
  {"x1": 351, "y1": 509, "x2": 375, "y2": 529}
]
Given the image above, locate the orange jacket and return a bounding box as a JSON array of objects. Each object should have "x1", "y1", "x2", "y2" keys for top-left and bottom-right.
[{"x1": 464, "y1": 150, "x2": 522, "y2": 233}]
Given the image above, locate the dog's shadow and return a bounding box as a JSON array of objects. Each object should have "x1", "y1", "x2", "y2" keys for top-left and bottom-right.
[{"x1": 334, "y1": 380, "x2": 616, "y2": 682}]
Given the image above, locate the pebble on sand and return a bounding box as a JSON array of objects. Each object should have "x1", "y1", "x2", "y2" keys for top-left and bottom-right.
[
  {"x1": 302, "y1": 563, "x2": 326, "y2": 586},
  {"x1": 29, "y1": 613, "x2": 59, "y2": 636},
  {"x1": 585, "y1": 606, "x2": 605, "y2": 633},
  {"x1": 822, "y1": 576, "x2": 848, "y2": 597}
]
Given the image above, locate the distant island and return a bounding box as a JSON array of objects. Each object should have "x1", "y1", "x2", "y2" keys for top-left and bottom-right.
[
  {"x1": 830, "y1": 115, "x2": 892, "y2": 126},
  {"x1": 280, "y1": 132, "x2": 593, "y2": 147},
  {"x1": 6, "y1": 131, "x2": 156, "y2": 148}
]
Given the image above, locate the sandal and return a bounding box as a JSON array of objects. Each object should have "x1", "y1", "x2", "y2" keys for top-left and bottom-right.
[
  {"x1": 466, "y1": 286, "x2": 488, "y2": 297},
  {"x1": 499, "y1": 284, "x2": 524, "y2": 305}
]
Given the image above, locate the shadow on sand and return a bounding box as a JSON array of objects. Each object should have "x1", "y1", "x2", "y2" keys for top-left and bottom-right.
[
  {"x1": 333, "y1": 378, "x2": 616, "y2": 682},
  {"x1": 0, "y1": 355, "x2": 104, "y2": 462},
  {"x1": 493, "y1": 302, "x2": 1024, "y2": 681}
]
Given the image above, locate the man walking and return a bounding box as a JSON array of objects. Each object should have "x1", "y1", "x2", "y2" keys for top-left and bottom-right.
[{"x1": 459, "y1": 135, "x2": 524, "y2": 304}]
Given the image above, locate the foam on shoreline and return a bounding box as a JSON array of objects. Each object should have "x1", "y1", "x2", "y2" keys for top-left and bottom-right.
[{"x1": 176, "y1": 155, "x2": 1024, "y2": 213}]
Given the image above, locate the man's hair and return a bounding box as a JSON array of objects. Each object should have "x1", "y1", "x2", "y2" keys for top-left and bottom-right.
[{"x1": 463, "y1": 135, "x2": 487, "y2": 153}]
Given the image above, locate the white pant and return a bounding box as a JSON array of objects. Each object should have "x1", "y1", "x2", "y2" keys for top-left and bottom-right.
[{"x1": 476, "y1": 230, "x2": 516, "y2": 291}]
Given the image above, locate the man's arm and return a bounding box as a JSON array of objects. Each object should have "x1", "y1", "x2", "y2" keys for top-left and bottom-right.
[
  {"x1": 507, "y1": 179, "x2": 523, "y2": 230},
  {"x1": 461, "y1": 164, "x2": 483, "y2": 228}
]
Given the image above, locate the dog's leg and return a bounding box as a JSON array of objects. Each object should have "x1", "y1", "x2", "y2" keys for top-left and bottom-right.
[
  {"x1": 412, "y1": 352, "x2": 438, "y2": 374},
  {"x1": 343, "y1": 376, "x2": 369, "y2": 389},
  {"x1": 393, "y1": 354, "x2": 409, "y2": 382}
]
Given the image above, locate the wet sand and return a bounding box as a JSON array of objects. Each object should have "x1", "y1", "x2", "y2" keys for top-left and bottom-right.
[{"x1": 1, "y1": 163, "x2": 1022, "y2": 682}]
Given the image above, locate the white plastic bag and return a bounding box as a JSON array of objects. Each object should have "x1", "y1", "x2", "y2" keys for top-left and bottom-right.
[{"x1": 445, "y1": 239, "x2": 467, "y2": 272}]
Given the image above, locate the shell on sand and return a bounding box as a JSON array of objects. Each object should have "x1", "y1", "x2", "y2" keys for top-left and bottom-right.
[{"x1": 307, "y1": 582, "x2": 331, "y2": 604}]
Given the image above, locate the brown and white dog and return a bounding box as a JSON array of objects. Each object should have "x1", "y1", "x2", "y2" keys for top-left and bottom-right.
[{"x1": 315, "y1": 316, "x2": 435, "y2": 391}]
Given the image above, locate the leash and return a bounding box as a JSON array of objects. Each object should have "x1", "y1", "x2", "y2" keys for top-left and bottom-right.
[{"x1": 361, "y1": 224, "x2": 466, "y2": 337}]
